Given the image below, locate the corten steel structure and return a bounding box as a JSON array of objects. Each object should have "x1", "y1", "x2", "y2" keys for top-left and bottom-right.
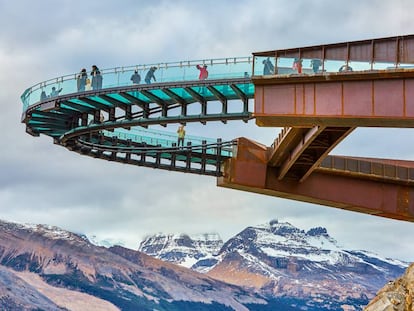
[{"x1": 21, "y1": 35, "x2": 414, "y2": 222}]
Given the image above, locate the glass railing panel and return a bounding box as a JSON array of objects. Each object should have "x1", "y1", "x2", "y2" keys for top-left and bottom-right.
[
  {"x1": 158, "y1": 64, "x2": 192, "y2": 82},
  {"x1": 25, "y1": 54, "x2": 414, "y2": 117},
  {"x1": 276, "y1": 57, "x2": 296, "y2": 74},
  {"x1": 99, "y1": 71, "x2": 120, "y2": 89},
  {"x1": 322, "y1": 60, "x2": 348, "y2": 73},
  {"x1": 345, "y1": 61, "x2": 371, "y2": 72},
  {"x1": 200, "y1": 62, "x2": 250, "y2": 80},
  {"x1": 398, "y1": 63, "x2": 414, "y2": 69},
  {"x1": 372, "y1": 61, "x2": 395, "y2": 70},
  {"x1": 59, "y1": 79, "x2": 77, "y2": 96},
  {"x1": 118, "y1": 68, "x2": 137, "y2": 86},
  {"x1": 109, "y1": 127, "x2": 226, "y2": 148}
]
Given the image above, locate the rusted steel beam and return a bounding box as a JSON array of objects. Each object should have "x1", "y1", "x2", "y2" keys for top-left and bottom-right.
[
  {"x1": 277, "y1": 125, "x2": 325, "y2": 180},
  {"x1": 297, "y1": 127, "x2": 354, "y2": 182},
  {"x1": 253, "y1": 34, "x2": 414, "y2": 64},
  {"x1": 218, "y1": 138, "x2": 414, "y2": 222},
  {"x1": 268, "y1": 126, "x2": 354, "y2": 182},
  {"x1": 253, "y1": 71, "x2": 414, "y2": 128},
  {"x1": 319, "y1": 155, "x2": 414, "y2": 185}
]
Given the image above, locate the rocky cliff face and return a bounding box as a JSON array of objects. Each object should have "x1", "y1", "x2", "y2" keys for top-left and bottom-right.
[
  {"x1": 138, "y1": 219, "x2": 409, "y2": 311},
  {"x1": 364, "y1": 262, "x2": 414, "y2": 311}
]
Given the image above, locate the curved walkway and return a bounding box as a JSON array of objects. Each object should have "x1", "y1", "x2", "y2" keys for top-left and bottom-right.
[
  {"x1": 21, "y1": 48, "x2": 410, "y2": 176},
  {"x1": 21, "y1": 57, "x2": 255, "y2": 176}
]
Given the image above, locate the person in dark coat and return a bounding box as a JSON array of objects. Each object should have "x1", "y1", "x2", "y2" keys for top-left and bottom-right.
[
  {"x1": 40, "y1": 90, "x2": 47, "y2": 101},
  {"x1": 145, "y1": 67, "x2": 157, "y2": 84},
  {"x1": 310, "y1": 59, "x2": 322, "y2": 73},
  {"x1": 262, "y1": 57, "x2": 275, "y2": 75},
  {"x1": 91, "y1": 65, "x2": 103, "y2": 90},
  {"x1": 77, "y1": 68, "x2": 88, "y2": 91},
  {"x1": 130, "y1": 70, "x2": 141, "y2": 84}
]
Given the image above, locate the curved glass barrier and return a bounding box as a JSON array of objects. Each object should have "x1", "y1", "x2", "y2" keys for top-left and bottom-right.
[
  {"x1": 21, "y1": 57, "x2": 253, "y2": 113},
  {"x1": 23, "y1": 54, "x2": 410, "y2": 114},
  {"x1": 103, "y1": 127, "x2": 233, "y2": 156},
  {"x1": 253, "y1": 55, "x2": 412, "y2": 77}
]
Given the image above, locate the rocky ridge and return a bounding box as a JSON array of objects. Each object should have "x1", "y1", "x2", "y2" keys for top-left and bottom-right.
[{"x1": 138, "y1": 219, "x2": 409, "y2": 311}]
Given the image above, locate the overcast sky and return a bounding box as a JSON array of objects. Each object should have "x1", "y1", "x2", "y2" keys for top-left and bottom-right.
[{"x1": 1, "y1": 0, "x2": 414, "y2": 262}]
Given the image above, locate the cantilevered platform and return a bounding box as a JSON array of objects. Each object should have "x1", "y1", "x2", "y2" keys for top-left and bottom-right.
[{"x1": 21, "y1": 34, "x2": 414, "y2": 221}]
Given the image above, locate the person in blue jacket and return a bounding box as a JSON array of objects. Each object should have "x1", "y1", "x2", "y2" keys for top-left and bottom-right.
[{"x1": 145, "y1": 67, "x2": 157, "y2": 84}]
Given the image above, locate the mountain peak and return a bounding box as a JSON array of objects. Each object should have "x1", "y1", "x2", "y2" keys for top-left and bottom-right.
[{"x1": 138, "y1": 232, "x2": 223, "y2": 272}]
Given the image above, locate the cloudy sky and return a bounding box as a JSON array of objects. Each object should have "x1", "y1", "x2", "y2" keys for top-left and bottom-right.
[{"x1": 1, "y1": 0, "x2": 414, "y2": 261}]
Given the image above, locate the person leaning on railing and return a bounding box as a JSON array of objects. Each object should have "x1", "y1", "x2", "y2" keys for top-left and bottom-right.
[{"x1": 145, "y1": 67, "x2": 157, "y2": 84}]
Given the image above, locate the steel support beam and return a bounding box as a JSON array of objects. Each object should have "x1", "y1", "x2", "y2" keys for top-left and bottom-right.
[
  {"x1": 253, "y1": 71, "x2": 414, "y2": 128},
  {"x1": 218, "y1": 137, "x2": 414, "y2": 222}
]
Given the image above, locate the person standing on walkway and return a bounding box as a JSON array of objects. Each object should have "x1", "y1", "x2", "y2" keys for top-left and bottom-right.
[
  {"x1": 262, "y1": 57, "x2": 275, "y2": 75},
  {"x1": 310, "y1": 59, "x2": 322, "y2": 73},
  {"x1": 91, "y1": 65, "x2": 103, "y2": 90},
  {"x1": 292, "y1": 58, "x2": 303, "y2": 74},
  {"x1": 77, "y1": 68, "x2": 88, "y2": 91},
  {"x1": 130, "y1": 70, "x2": 141, "y2": 84},
  {"x1": 177, "y1": 125, "x2": 186, "y2": 147}
]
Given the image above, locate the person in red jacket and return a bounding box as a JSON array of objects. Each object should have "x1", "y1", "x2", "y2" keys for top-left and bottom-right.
[
  {"x1": 196, "y1": 64, "x2": 208, "y2": 80},
  {"x1": 292, "y1": 58, "x2": 303, "y2": 74}
]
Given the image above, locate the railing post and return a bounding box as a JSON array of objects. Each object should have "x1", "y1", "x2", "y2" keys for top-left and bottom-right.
[
  {"x1": 125, "y1": 139, "x2": 132, "y2": 162},
  {"x1": 201, "y1": 140, "x2": 207, "y2": 173},
  {"x1": 171, "y1": 143, "x2": 177, "y2": 169},
  {"x1": 216, "y1": 138, "x2": 222, "y2": 175},
  {"x1": 186, "y1": 142, "x2": 192, "y2": 171},
  {"x1": 111, "y1": 136, "x2": 118, "y2": 160}
]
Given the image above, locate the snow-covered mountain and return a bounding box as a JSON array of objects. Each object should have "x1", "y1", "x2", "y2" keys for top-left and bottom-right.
[
  {"x1": 0, "y1": 219, "x2": 277, "y2": 311},
  {"x1": 138, "y1": 219, "x2": 408, "y2": 311},
  {"x1": 138, "y1": 233, "x2": 223, "y2": 272}
]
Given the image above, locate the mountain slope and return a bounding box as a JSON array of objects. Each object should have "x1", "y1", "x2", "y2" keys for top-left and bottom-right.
[{"x1": 0, "y1": 220, "x2": 279, "y2": 311}]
